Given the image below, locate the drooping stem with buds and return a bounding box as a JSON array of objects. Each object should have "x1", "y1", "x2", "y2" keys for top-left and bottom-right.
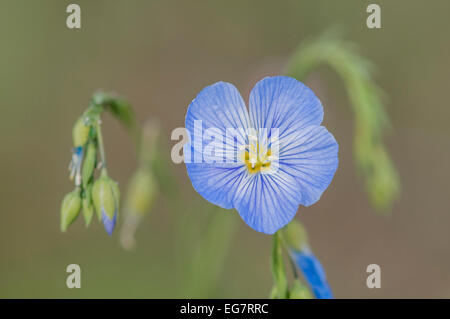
[{"x1": 61, "y1": 91, "x2": 139, "y2": 235}]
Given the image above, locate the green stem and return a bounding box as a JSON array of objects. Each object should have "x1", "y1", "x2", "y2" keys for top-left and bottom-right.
[
  {"x1": 182, "y1": 207, "x2": 237, "y2": 297},
  {"x1": 278, "y1": 229, "x2": 299, "y2": 280},
  {"x1": 95, "y1": 120, "x2": 107, "y2": 169},
  {"x1": 285, "y1": 30, "x2": 400, "y2": 212},
  {"x1": 287, "y1": 252, "x2": 299, "y2": 280},
  {"x1": 271, "y1": 232, "x2": 288, "y2": 298}
]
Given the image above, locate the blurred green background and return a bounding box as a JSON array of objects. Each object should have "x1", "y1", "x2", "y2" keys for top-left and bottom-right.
[{"x1": 1, "y1": 0, "x2": 449, "y2": 298}]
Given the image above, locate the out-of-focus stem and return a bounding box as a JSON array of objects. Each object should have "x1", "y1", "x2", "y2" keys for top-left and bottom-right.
[{"x1": 182, "y1": 207, "x2": 238, "y2": 297}]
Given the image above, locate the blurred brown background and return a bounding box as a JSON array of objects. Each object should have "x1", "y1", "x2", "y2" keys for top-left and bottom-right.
[{"x1": 0, "y1": 0, "x2": 449, "y2": 298}]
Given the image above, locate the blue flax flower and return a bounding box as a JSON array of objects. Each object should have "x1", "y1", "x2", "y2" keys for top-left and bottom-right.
[
  {"x1": 290, "y1": 246, "x2": 333, "y2": 299},
  {"x1": 184, "y1": 76, "x2": 338, "y2": 234}
]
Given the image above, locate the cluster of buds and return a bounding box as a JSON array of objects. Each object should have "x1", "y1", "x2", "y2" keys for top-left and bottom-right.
[
  {"x1": 61, "y1": 103, "x2": 120, "y2": 235},
  {"x1": 61, "y1": 93, "x2": 160, "y2": 244}
]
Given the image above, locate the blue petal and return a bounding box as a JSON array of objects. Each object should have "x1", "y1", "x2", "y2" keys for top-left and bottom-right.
[
  {"x1": 102, "y1": 208, "x2": 117, "y2": 236},
  {"x1": 184, "y1": 81, "x2": 251, "y2": 209},
  {"x1": 185, "y1": 156, "x2": 248, "y2": 209},
  {"x1": 234, "y1": 171, "x2": 302, "y2": 234},
  {"x1": 279, "y1": 125, "x2": 338, "y2": 206},
  {"x1": 291, "y1": 249, "x2": 333, "y2": 299},
  {"x1": 185, "y1": 81, "x2": 250, "y2": 161},
  {"x1": 249, "y1": 76, "x2": 323, "y2": 137}
]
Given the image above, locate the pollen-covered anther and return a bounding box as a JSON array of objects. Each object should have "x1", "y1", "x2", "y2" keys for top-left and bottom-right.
[{"x1": 243, "y1": 144, "x2": 272, "y2": 173}]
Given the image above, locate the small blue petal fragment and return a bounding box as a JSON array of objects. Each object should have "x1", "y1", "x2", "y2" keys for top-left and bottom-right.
[
  {"x1": 69, "y1": 146, "x2": 84, "y2": 180},
  {"x1": 102, "y1": 208, "x2": 117, "y2": 236},
  {"x1": 74, "y1": 146, "x2": 83, "y2": 156},
  {"x1": 291, "y1": 249, "x2": 333, "y2": 299}
]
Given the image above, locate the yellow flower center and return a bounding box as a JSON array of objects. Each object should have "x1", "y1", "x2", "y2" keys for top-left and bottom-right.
[{"x1": 243, "y1": 143, "x2": 272, "y2": 174}]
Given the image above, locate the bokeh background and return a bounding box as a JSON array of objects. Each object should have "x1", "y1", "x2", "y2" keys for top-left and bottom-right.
[{"x1": 1, "y1": 0, "x2": 449, "y2": 298}]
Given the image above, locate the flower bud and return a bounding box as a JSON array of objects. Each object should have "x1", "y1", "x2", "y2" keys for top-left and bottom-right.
[
  {"x1": 282, "y1": 219, "x2": 308, "y2": 252},
  {"x1": 283, "y1": 221, "x2": 333, "y2": 299},
  {"x1": 367, "y1": 148, "x2": 400, "y2": 212},
  {"x1": 92, "y1": 170, "x2": 119, "y2": 235},
  {"x1": 119, "y1": 168, "x2": 157, "y2": 250},
  {"x1": 82, "y1": 184, "x2": 95, "y2": 226},
  {"x1": 125, "y1": 168, "x2": 156, "y2": 217},
  {"x1": 60, "y1": 188, "x2": 81, "y2": 232},
  {"x1": 269, "y1": 286, "x2": 278, "y2": 299},
  {"x1": 289, "y1": 280, "x2": 313, "y2": 299},
  {"x1": 82, "y1": 141, "x2": 97, "y2": 187},
  {"x1": 290, "y1": 248, "x2": 333, "y2": 299},
  {"x1": 72, "y1": 117, "x2": 90, "y2": 147},
  {"x1": 110, "y1": 177, "x2": 120, "y2": 209}
]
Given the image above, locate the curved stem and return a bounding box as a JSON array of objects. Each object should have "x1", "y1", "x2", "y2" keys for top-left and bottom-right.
[{"x1": 285, "y1": 30, "x2": 400, "y2": 211}]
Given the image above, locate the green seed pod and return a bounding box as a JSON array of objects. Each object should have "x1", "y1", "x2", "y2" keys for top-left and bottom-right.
[
  {"x1": 82, "y1": 141, "x2": 97, "y2": 188},
  {"x1": 282, "y1": 219, "x2": 308, "y2": 252},
  {"x1": 125, "y1": 168, "x2": 156, "y2": 217},
  {"x1": 82, "y1": 184, "x2": 95, "y2": 226},
  {"x1": 92, "y1": 172, "x2": 117, "y2": 220},
  {"x1": 72, "y1": 117, "x2": 90, "y2": 147},
  {"x1": 60, "y1": 188, "x2": 82, "y2": 232},
  {"x1": 289, "y1": 280, "x2": 313, "y2": 299}
]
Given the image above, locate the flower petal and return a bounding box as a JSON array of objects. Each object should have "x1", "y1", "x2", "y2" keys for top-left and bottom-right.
[
  {"x1": 249, "y1": 76, "x2": 323, "y2": 137},
  {"x1": 185, "y1": 155, "x2": 247, "y2": 209},
  {"x1": 233, "y1": 171, "x2": 302, "y2": 234},
  {"x1": 185, "y1": 81, "x2": 250, "y2": 160},
  {"x1": 279, "y1": 125, "x2": 338, "y2": 206},
  {"x1": 291, "y1": 249, "x2": 333, "y2": 299},
  {"x1": 184, "y1": 82, "x2": 251, "y2": 209},
  {"x1": 102, "y1": 208, "x2": 117, "y2": 236}
]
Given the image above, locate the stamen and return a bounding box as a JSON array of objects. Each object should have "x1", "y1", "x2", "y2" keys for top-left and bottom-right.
[{"x1": 243, "y1": 141, "x2": 273, "y2": 174}]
